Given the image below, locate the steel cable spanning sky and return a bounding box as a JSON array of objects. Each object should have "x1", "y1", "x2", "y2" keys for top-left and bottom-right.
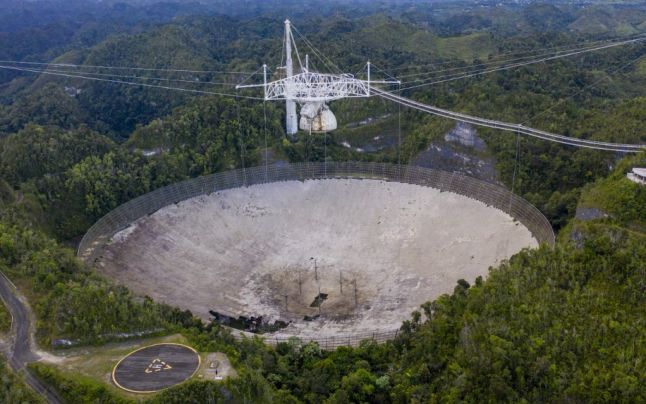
[
  {"x1": 253, "y1": 22, "x2": 646, "y2": 152},
  {"x1": 373, "y1": 87, "x2": 644, "y2": 153},
  {"x1": 1, "y1": 25, "x2": 645, "y2": 151},
  {"x1": 390, "y1": 35, "x2": 646, "y2": 90},
  {"x1": 0, "y1": 65, "x2": 264, "y2": 100}
]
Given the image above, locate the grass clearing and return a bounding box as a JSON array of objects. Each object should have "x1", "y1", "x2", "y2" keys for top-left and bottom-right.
[
  {"x1": 44, "y1": 333, "x2": 238, "y2": 399},
  {"x1": 436, "y1": 32, "x2": 495, "y2": 61},
  {"x1": 56, "y1": 334, "x2": 190, "y2": 398}
]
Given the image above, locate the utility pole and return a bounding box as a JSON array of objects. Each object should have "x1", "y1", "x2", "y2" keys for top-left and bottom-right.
[
  {"x1": 298, "y1": 269, "x2": 302, "y2": 295},
  {"x1": 367, "y1": 61, "x2": 371, "y2": 97},
  {"x1": 310, "y1": 257, "x2": 318, "y2": 281},
  {"x1": 339, "y1": 270, "x2": 343, "y2": 294},
  {"x1": 353, "y1": 279, "x2": 358, "y2": 309},
  {"x1": 262, "y1": 64, "x2": 267, "y2": 100}
]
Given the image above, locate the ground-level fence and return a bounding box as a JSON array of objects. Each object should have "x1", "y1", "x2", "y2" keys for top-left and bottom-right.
[
  {"x1": 77, "y1": 162, "x2": 554, "y2": 348},
  {"x1": 229, "y1": 328, "x2": 401, "y2": 349}
]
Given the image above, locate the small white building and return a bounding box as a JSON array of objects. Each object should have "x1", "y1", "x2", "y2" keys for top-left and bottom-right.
[{"x1": 627, "y1": 168, "x2": 646, "y2": 185}]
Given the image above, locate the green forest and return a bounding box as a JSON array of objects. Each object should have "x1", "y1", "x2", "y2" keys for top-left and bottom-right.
[{"x1": 0, "y1": 0, "x2": 644, "y2": 402}]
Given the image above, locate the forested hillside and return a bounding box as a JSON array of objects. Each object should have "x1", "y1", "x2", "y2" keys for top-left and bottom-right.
[
  {"x1": 0, "y1": 362, "x2": 43, "y2": 403},
  {"x1": 0, "y1": 1, "x2": 644, "y2": 402},
  {"x1": 17, "y1": 161, "x2": 646, "y2": 402}
]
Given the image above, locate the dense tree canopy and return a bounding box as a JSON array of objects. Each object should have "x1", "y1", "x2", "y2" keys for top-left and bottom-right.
[
  {"x1": 0, "y1": 1, "x2": 644, "y2": 402},
  {"x1": 0, "y1": 124, "x2": 113, "y2": 185}
]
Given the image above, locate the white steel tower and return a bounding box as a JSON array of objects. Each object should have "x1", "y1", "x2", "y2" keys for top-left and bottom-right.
[
  {"x1": 284, "y1": 19, "x2": 298, "y2": 136},
  {"x1": 237, "y1": 20, "x2": 398, "y2": 137},
  {"x1": 235, "y1": 20, "x2": 644, "y2": 153}
]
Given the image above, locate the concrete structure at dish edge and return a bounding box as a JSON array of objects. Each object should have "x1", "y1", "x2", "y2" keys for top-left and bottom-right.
[{"x1": 627, "y1": 167, "x2": 646, "y2": 185}]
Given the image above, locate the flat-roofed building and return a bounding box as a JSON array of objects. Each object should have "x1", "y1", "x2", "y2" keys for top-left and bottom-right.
[{"x1": 627, "y1": 168, "x2": 646, "y2": 185}]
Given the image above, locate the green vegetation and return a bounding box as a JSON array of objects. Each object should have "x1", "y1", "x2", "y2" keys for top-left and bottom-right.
[
  {"x1": 0, "y1": 361, "x2": 43, "y2": 403},
  {"x1": 29, "y1": 218, "x2": 646, "y2": 402},
  {"x1": 30, "y1": 363, "x2": 130, "y2": 404},
  {"x1": 577, "y1": 154, "x2": 646, "y2": 231},
  {"x1": 0, "y1": 96, "x2": 282, "y2": 239},
  {"x1": 0, "y1": 299, "x2": 10, "y2": 334},
  {"x1": 0, "y1": 124, "x2": 114, "y2": 186},
  {"x1": 30, "y1": 361, "x2": 277, "y2": 404},
  {"x1": 16, "y1": 151, "x2": 646, "y2": 401},
  {"x1": 0, "y1": 1, "x2": 644, "y2": 402},
  {"x1": 58, "y1": 333, "x2": 193, "y2": 394},
  {"x1": 0, "y1": 91, "x2": 287, "y2": 351},
  {"x1": 0, "y1": 221, "x2": 169, "y2": 346}
]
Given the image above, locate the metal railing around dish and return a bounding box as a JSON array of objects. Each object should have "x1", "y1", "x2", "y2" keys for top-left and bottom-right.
[{"x1": 77, "y1": 162, "x2": 554, "y2": 349}]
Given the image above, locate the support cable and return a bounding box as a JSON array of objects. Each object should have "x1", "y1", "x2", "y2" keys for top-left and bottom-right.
[
  {"x1": 382, "y1": 33, "x2": 646, "y2": 73},
  {"x1": 394, "y1": 37, "x2": 646, "y2": 91},
  {"x1": 298, "y1": 36, "x2": 336, "y2": 73},
  {"x1": 235, "y1": 88, "x2": 247, "y2": 185},
  {"x1": 18, "y1": 67, "x2": 239, "y2": 86},
  {"x1": 397, "y1": 81, "x2": 402, "y2": 175},
  {"x1": 353, "y1": 62, "x2": 367, "y2": 78},
  {"x1": 395, "y1": 34, "x2": 646, "y2": 80},
  {"x1": 370, "y1": 63, "x2": 400, "y2": 83},
  {"x1": 372, "y1": 87, "x2": 644, "y2": 153},
  {"x1": 312, "y1": 124, "x2": 313, "y2": 163},
  {"x1": 263, "y1": 100, "x2": 269, "y2": 181},
  {"x1": 292, "y1": 25, "x2": 343, "y2": 74},
  {"x1": 521, "y1": 51, "x2": 646, "y2": 128},
  {"x1": 509, "y1": 130, "x2": 521, "y2": 215},
  {"x1": 0, "y1": 65, "x2": 264, "y2": 100},
  {"x1": 235, "y1": 65, "x2": 266, "y2": 88},
  {"x1": 370, "y1": 45, "x2": 646, "y2": 153},
  {"x1": 0, "y1": 60, "x2": 257, "y2": 74},
  {"x1": 292, "y1": 27, "x2": 337, "y2": 73},
  {"x1": 324, "y1": 131, "x2": 327, "y2": 177},
  {"x1": 280, "y1": 31, "x2": 286, "y2": 70},
  {"x1": 288, "y1": 29, "x2": 304, "y2": 72}
]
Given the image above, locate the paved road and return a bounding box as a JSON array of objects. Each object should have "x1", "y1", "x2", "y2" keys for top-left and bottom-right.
[{"x1": 0, "y1": 272, "x2": 63, "y2": 403}]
